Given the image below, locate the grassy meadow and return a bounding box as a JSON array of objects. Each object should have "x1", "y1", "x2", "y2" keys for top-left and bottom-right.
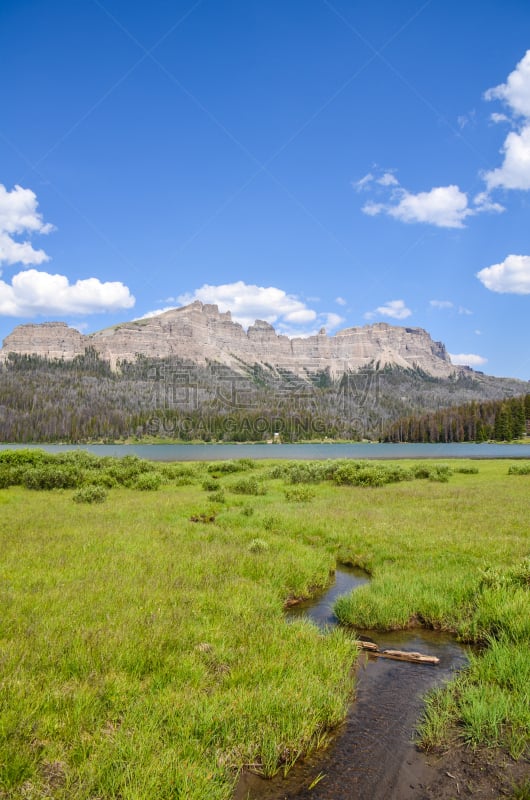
[{"x1": 0, "y1": 452, "x2": 529, "y2": 799}]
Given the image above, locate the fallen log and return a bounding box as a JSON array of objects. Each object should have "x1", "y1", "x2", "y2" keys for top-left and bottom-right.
[
  {"x1": 354, "y1": 640, "x2": 379, "y2": 651},
  {"x1": 354, "y1": 641, "x2": 440, "y2": 664}
]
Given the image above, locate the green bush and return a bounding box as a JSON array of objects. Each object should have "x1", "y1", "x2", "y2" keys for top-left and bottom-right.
[
  {"x1": 454, "y1": 465, "x2": 479, "y2": 474},
  {"x1": 0, "y1": 449, "x2": 49, "y2": 466},
  {"x1": 269, "y1": 461, "x2": 338, "y2": 483},
  {"x1": 334, "y1": 462, "x2": 412, "y2": 487},
  {"x1": 133, "y1": 472, "x2": 162, "y2": 491},
  {"x1": 508, "y1": 463, "x2": 530, "y2": 475},
  {"x1": 284, "y1": 486, "x2": 316, "y2": 502},
  {"x1": 236, "y1": 458, "x2": 255, "y2": 470},
  {"x1": 207, "y1": 461, "x2": 241, "y2": 474},
  {"x1": 202, "y1": 478, "x2": 219, "y2": 492},
  {"x1": 22, "y1": 466, "x2": 83, "y2": 490},
  {"x1": 73, "y1": 485, "x2": 108, "y2": 504},
  {"x1": 0, "y1": 465, "x2": 26, "y2": 488},
  {"x1": 429, "y1": 465, "x2": 452, "y2": 482},
  {"x1": 207, "y1": 490, "x2": 226, "y2": 504},
  {"x1": 230, "y1": 477, "x2": 267, "y2": 496}
]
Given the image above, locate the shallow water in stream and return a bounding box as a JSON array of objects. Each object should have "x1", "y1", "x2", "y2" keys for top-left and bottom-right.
[{"x1": 234, "y1": 567, "x2": 469, "y2": 800}]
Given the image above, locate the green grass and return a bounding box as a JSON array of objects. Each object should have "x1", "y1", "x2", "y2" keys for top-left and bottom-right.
[{"x1": 0, "y1": 455, "x2": 529, "y2": 798}]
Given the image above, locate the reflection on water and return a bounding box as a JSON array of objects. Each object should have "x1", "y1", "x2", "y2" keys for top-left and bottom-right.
[{"x1": 235, "y1": 568, "x2": 469, "y2": 800}]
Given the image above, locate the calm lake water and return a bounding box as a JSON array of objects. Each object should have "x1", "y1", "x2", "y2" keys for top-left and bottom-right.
[{"x1": 1, "y1": 441, "x2": 530, "y2": 460}]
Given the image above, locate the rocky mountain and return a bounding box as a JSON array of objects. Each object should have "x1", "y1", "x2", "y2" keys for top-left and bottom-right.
[
  {"x1": 1, "y1": 300, "x2": 459, "y2": 378},
  {"x1": 1, "y1": 303, "x2": 527, "y2": 443}
]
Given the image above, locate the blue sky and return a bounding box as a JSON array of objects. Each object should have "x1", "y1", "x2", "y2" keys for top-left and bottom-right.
[{"x1": 1, "y1": 0, "x2": 530, "y2": 378}]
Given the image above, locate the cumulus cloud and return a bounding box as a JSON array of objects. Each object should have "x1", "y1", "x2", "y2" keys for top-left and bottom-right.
[
  {"x1": 484, "y1": 50, "x2": 530, "y2": 191},
  {"x1": 0, "y1": 184, "x2": 54, "y2": 267},
  {"x1": 335, "y1": 296, "x2": 347, "y2": 306},
  {"x1": 483, "y1": 125, "x2": 530, "y2": 190},
  {"x1": 476, "y1": 254, "x2": 530, "y2": 294},
  {"x1": 365, "y1": 299, "x2": 412, "y2": 320},
  {"x1": 383, "y1": 185, "x2": 473, "y2": 228},
  {"x1": 484, "y1": 50, "x2": 530, "y2": 118},
  {"x1": 361, "y1": 177, "x2": 502, "y2": 228},
  {"x1": 449, "y1": 353, "x2": 488, "y2": 367},
  {"x1": 0, "y1": 269, "x2": 135, "y2": 316},
  {"x1": 356, "y1": 54, "x2": 530, "y2": 226},
  {"x1": 140, "y1": 281, "x2": 345, "y2": 336}
]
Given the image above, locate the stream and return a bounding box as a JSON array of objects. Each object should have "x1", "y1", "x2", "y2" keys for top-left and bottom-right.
[{"x1": 234, "y1": 566, "x2": 469, "y2": 800}]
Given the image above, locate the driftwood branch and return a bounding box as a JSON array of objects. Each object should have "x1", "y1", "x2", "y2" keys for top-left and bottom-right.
[{"x1": 354, "y1": 641, "x2": 440, "y2": 665}]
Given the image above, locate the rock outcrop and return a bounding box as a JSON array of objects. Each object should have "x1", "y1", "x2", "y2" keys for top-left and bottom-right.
[{"x1": 0, "y1": 301, "x2": 458, "y2": 378}]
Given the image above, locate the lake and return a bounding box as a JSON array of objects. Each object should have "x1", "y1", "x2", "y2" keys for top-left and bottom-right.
[{"x1": 1, "y1": 442, "x2": 530, "y2": 460}]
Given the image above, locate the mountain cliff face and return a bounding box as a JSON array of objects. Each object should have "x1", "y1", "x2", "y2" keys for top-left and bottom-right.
[{"x1": 0, "y1": 300, "x2": 458, "y2": 377}]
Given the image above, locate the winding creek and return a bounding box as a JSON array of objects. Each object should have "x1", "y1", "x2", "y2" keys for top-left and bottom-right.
[{"x1": 235, "y1": 566, "x2": 469, "y2": 800}]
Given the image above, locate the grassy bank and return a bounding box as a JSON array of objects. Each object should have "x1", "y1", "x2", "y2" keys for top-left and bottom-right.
[{"x1": 0, "y1": 453, "x2": 528, "y2": 798}]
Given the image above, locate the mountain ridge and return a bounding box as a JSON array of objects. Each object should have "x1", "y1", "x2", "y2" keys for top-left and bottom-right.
[{"x1": 0, "y1": 300, "x2": 462, "y2": 379}]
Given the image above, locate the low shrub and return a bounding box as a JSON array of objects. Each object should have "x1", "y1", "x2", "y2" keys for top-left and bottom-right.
[
  {"x1": 73, "y1": 485, "x2": 108, "y2": 504},
  {"x1": 207, "y1": 490, "x2": 226, "y2": 504},
  {"x1": 230, "y1": 477, "x2": 267, "y2": 496},
  {"x1": 133, "y1": 472, "x2": 162, "y2": 491},
  {"x1": 0, "y1": 465, "x2": 26, "y2": 488},
  {"x1": 508, "y1": 462, "x2": 530, "y2": 475},
  {"x1": 22, "y1": 466, "x2": 83, "y2": 490},
  {"x1": 0, "y1": 449, "x2": 49, "y2": 466},
  {"x1": 269, "y1": 461, "x2": 338, "y2": 483},
  {"x1": 202, "y1": 478, "x2": 219, "y2": 492},
  {"x1": 334, "y1": 462, "x2": 412, "y2": 487},
  {"x1": 284, "y1": 486, "x2": 315, "y2": 502},
  {"x1": 454, "y1": 466, "x2": 479, "y2": 474},
  {"x1": 410, "y1": 463, "x2": 452, "y2": 482},
  {"x1": 429, "y1": 465, "x2": 452, "y2": 482},
  {"x1": 207, "y1": 461, "x2": 242, "y2": 474}
]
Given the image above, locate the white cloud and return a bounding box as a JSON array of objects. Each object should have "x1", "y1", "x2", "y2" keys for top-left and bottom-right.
[
  {"x1": 365, "y1": 299, "x2": 412, "y2": 320},
  {"x1": 0, "y1": 184, "x2": 54, "y2": 266},
  {"x1": 484, "y1": 50, "x2": 530, "y2": 119},
  {"x1": 137, "y1": 306, "x2": 178, "y2": 319},
  {"x1": 361, "y1": 201, "x2": 384, "y2": 216},
  {"x1": 476, "y1": 254, "x2": 530, "y2": 294},
  {"x1": 0, "y1": 269, "x2": 135, "y2": 316},
  {"x1": 322, "y1": 312, "x2": 345, "y2": 329},
  {"x1": 377, "y1": 172, "x2": 398, "y2": 186},
  {"x1": 149, "y1": 280, "x2": 347, "y2": 335},
  {"x1": 387, "y1": 185, "x2": 472, "y2": 228},
  {"x1": 352, "y1": 173, "x2": 374, "y2": 191},
  {"x1": 484, "y1": 51, "x2": 530, "y2": 190},
  {"x1": 473, "y1": 191, "x2": 505, "y2": 213},
  {"x1": 483, "y1": 124, "x2": 530, "y2": 190},
  {"x1": 362, "y1": 183, "x2": 502, "y2": 228},
  {"x1": 335, "y1": 296, "x2": 347, "y2": 306},
  {"x1": 430, "y1": 300, "x2": 454, "y2": 310},
  {"x1": 429, "y1": 300, "x2": 473, "y2": 314},
  {"x1": 449, "y1": 353, "x2": 488, "y2": 367},
  {"x1": 490, "y1": 112, "x2": 509, "y2": 124},
  {"x1": 283, "y1": 308, "x2": 317, "y2": 324}
]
